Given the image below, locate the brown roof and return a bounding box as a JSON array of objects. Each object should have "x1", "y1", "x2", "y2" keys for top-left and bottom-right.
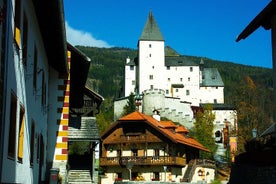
[{"x1": 118, "y1": 111, "x2": 209, "y2": 152}]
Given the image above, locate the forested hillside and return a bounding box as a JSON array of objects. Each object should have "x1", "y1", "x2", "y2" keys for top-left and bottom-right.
[{"x1": 77, "y1": 46, "x2": 273, "y2": 104}]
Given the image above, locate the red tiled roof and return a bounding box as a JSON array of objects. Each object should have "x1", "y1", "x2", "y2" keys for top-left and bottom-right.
[{"x1": 118, "y1": 111, "x2": 209, "y2": 152}]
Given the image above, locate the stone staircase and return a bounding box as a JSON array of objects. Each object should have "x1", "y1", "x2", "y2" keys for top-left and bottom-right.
[{"x1": 67, "y1": 169, "x2": 93, "y2": 184}]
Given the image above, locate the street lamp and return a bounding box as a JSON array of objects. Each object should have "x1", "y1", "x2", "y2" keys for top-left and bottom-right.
[
  {"x1": 163, "y1": 166, "x2": 167, "y2": 182},
  {"x1": 252, "y1": 128, "x2": 257, "y2": 138}
]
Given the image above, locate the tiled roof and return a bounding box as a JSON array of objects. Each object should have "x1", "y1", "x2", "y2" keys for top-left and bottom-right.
[
  {"x1": 118, "y1": 111, "x2": 209, "y2": 152},
  {"x1": 69, "y1": 117, "x2": 100, "y2": 141},
  {"x1": 165, "y1": 56, "x2": 198, "y2": 66},
  {"x1": 139, "y1": 11, "x2": 164, "y2": 41},
  {"x1": 201, "y1": 68, "x2": 224, "y2": 87}
]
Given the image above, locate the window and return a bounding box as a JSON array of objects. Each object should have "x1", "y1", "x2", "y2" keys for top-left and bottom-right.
[
  {"x1": 180, "y1": 78, "x2": 183, "y2": 82},
  {"x1": 176, "y1": 89, "x2": 178, "y2": 92},
  {"x1": 130, "y1": 65, "x2": 134, "y2": 70},
  {"x1": 14, "y1": 0, "x2": 21, "y2": 48},
  {"x1": 33, "y1": 46, "x2": 37, "y2": 90},
  {"x1": 41, "y1": 72, "x2": 46, "y2": 108},
  {"x1": 190, "y1": 67, "x2": 193, "y2": 72},
  {"x1": 166, "y1": 66, "x2": 170, "y2": 70},
  {"x1": 131, "y1": 149, "x2": 138, "y2": 157},
  {"x1": 22, "y1": 12, "x2": 28, "y2": 67},
  {"x1": 168, "y1": 78, "x2": 170, "y2": 82},
  {"x1": 214, "y1": 99, "x2": 217, "y2": 104},
  {"x1": 149, "y1": 44, "x2": 151, "y2": 48},
  {"x1": 149, "y1": 53, "x2": 151, "y2": 57},
  {"x1": 17, "y1": 105, "x2": 25, "y2": 162},
  {"x1": 131, "y1": 80, "x2": 135, "y2": 85},
  {"x1": 188, "y1": 77, "x2": 190, "y2": 81},
  {"x1": 149, "y1": 75, "x2": 153, "y2": 80},
  {"x1": 153, "y1": 172, "x2": 160, "y2": 181},
  {"x1": 8, "y1": 92, "x2": 17, "y2": 158},
  {"x1": 186, "y1": 90, "x2": 190, "y2": 96},
  {"x1": 166, "y1": 90, "x2": 169, "y2": 94},
  {"x1": 30, "y1": 121, "x2": 35, "y2": 166},
  {"x1": 150, "y1": 85, "x2": 153, "y2": 90}
]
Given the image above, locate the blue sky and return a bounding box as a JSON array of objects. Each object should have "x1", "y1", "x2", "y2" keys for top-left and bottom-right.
[{"x1": 64, "y1": 0, "x2": 272, "y2": 68}]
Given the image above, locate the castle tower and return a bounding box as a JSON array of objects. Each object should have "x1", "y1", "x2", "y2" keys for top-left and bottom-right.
[{"x1": 138, "y1": 11, "x2": 165, "y2": 93}]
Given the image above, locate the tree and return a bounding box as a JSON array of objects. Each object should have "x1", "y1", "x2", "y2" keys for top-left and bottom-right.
[
  {"x1": 233, "y1": 76, "x2": 273, "y2": 153},
  {"x1": 121, "y1": 92, "x2": 136, "y2": 116},
  {"x1": 191, "y1": 104, "x2": 216, "y2": 159}
]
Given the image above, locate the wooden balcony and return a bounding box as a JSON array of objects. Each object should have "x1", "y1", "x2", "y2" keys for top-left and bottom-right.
[{"x1": 100, "y1": 156, "x2": 186, "y2": 167}]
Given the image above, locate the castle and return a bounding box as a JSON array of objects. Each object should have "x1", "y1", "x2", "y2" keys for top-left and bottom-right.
[{"x1": 114, "y1": 11, "x2": 237, "y2": 159}]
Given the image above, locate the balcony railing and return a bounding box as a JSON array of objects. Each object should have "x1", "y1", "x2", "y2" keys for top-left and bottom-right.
[{"x1": 100, "y1": 156, "x2": 186, "y2": 167}]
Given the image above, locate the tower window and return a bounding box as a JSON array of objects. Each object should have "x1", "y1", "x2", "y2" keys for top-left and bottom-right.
[{"x1": 149, "y1": 44, "x2": 152, "y2": 48}]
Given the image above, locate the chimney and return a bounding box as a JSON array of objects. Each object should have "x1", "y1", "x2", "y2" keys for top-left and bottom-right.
[{"x1": 152, "y1": 109, "x2": 160, "y2": 121}]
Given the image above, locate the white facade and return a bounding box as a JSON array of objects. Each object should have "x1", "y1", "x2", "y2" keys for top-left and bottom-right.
[{"x1": 0, "y1": 0, "x2": 68, "y2": 183}]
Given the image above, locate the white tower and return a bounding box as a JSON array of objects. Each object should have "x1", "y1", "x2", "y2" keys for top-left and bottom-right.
[{"x1": 138, "y1": 11, "x2": 165, "y2": 93}]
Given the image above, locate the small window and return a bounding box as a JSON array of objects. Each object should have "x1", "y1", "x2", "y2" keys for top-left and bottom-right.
[
  {"x1": 18, "y1": 105, "x2": 25, "y2": 162},
  {"x1": 190, "y1": 67, "x2": 193, "y2": 72},
  {"x1": 167, "y1": 66, "x2": 170, "y2": 70},
  {"x1": 176, "y1": 89, "x2": 178, "y2": 92},
  {"x1": 14, "y1": 0, "x2": 22, "y2": 48},
  {"x1": 149, "y1": 53, "x2": 151, "y2": 57},
  {"x1": 33, "y1": 46, "x2": 37, "y2": 90},
  {"x1": 214, "y1": 99, "x2": 217, "y2": 104},
  {"x1": 8, "y1": 92, "x2": 17, "y2": 159},
  {"x1": 130, "y1": 65, "x2": 134, "y2": 70},
  {"x1": 180, "y1": 78, "x2": 183, "y2": 82},
  {"x1": 166, "y1": 90, "x2": 169, "y2": 94},
  {"x1": 188, "y1": 77, "x2": 190, "y2": 81},
  {"x1": 149, "y1": 75, "x2": 153, "y2": 80},
  {"x1": 149, "y1": 44, "x2": 152, "y2": 48},
  {"x1": 186, "y1": 90, "x2": 190, "y2": 96},
  {"x1": 22, "y1": 12, "x2": 28, "y2": 67},
  {"x1": 168, "y1": 78, "x2": 170, "y2": 82},
  {"x1": 30, "y1": 121, "x2": 35, "y2": 166},
  {"x1": 131, "y1": 80, "x2": 135, "y2": 85},
  {"x1": 132, "y1": 149, "x2": 138, "y2": 156},
  {"x1": 150, "y1": 85, "x2": 153, "y2": 90}
]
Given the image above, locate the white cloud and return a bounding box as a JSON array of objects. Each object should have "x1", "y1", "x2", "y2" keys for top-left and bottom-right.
[{"x1": 65, "y1": 21, "x2": 113, "y2": 48}]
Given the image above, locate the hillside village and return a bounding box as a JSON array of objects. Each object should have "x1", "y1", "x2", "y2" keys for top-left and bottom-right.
[{"x1": 0, "y1": 0, "x2": 276, "y2": 184}]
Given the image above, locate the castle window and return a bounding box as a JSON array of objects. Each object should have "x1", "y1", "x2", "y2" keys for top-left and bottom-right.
[
  {"x1": 188, "y1": 77, "x2": 190, "y2": 81},
  {"x1": 186, "y1": 90, "x2": 190, "y2": 96},
  {"x1": 149, "y1": 44, "x2": 152, "y2": 48},
  {"x1": 149, "y1": 75, "x2": 153, "y2": 80},
  {"x1": 190, "y1": 67, "x2": 193, "y2": 72},
  {"x1": 150, "y1": 85, "x2": 153, "y2": 89},
  {"x1": 180, "y1": 78, "x2": 183, "y2": 82},
  {"x1": 168, "y1": 78, "x2": 170, "y2": 82}
]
